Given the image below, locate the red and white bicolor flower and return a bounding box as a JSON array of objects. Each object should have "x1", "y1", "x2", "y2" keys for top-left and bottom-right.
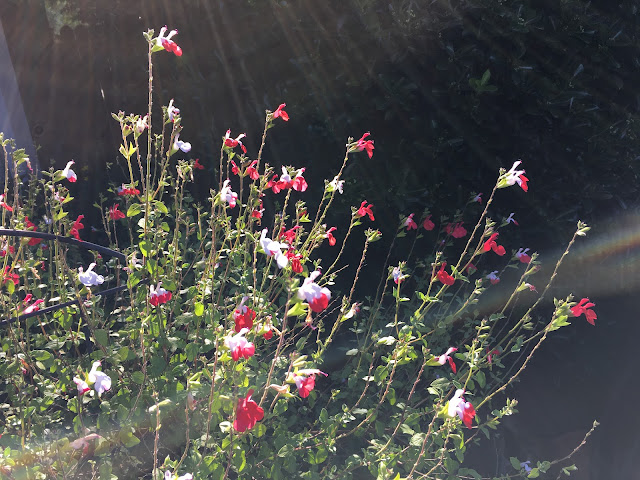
[
  {"x1": 291, "y1": 168, "x2": 308, "y2": 192},
  {"x1": 220, "y1": 179, "x2": 238, "y2": 208},
  {"x1": 224, "y1": 130, "x2": 247, "y2": 153},
  {"x1": 21, "y1": 294, "x2": 44, "y2": 315},
  {"x1": 224, "y1": 328, "x2": 255, "y2": 361},
  {"x1": 404, "y1": 213, "x2": 417, "y2": 230},
  {"x1": 498, "y1": 160, "x2": 529, "y2": 192},
  {"x1": 154, "y1": 26, "x2": 182, "y2": 56},
  {"x1": 392, "y1": 266, "x2": 407, "y2": 284},
  {"x1": 436, "y1": 347, "x2": 458, "y2": 373},
  {"x1": 448, "y1": 389, "x2": 476, "y2": 429},
  {"x1": 486, "y1": 271, "x2": 500, "y2": 285},
  {"x1": 515, "y1": 248, "x2": 531, "y2": 264},
  {"x1": 62, "y1": 161, "x2": 77, "y2": 182},
  {"x1": 297, "y1": 270, "x2": 331, "y2": 313},
  {"x1": 506, "y1": 212, "x2": 519, "y2": 226},
  {"x1": 149, "y1": 282, "x2": 172, "y2": 306},
  {"x1": 0, "y1": 194, "x2": 12, "y2": 212},
  {"x1": 288, "y1": 369, "x2": 328, "y2": 398},
  {"x1": 473, "y1": 193, "x2": 483, "y2": 203},
  {"x1": 167, "y1": 99, "x2": 180, "y2": 122},
  {"x1": 259, "y1": 229, "x2": 288, "y2": 269}
]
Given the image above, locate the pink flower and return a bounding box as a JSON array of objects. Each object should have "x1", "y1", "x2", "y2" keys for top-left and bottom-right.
[
  {"x1": 436, "y1": 347, "x2": 458, "y2": 373},
  {"x1": 246, "y1": 160, "x2": 259, "y2": 180},
  {"x1": 437, "y1": 262, "x2": 455, "y2": 286},
  {"x1": 515, "y1": 248, "x2": 531, "y2": 264},
  {"x1": 356, "y1": 201, "x2": 375, "y2": 221},
  {"x1": 486, "y1": 271, "x2": 500, "y2": 285},
  {"x1": 70, "y1": 215, "x2": 84, "y2": 241},
  {"x1": 272, "y1": 103, "x2": 289, "y2": 121},
  {"x1": 297, "y1": 270, "x2": 331, "y2": 313},
  {"x1": 325, "y1": 226, "x2": 337, "y2": 246},
  {"x1": 233, "y1": 389, "x2": 264, "y2": 432},
  {"x1": 571, "y1": 298, "x2": 597, "y2": 326},
  {"x1": 149, "y1": 282, "x2": 172, "y2": 306},
  {"x1": 423, "y1": 215, "x2": 435, "y2": 231},
  {"x1": 156, "y1": 26, "x2": 182, "y2": 56},
  {"x1": 448, "y1": 389, "x2": 476, "y2": 429},
  {"x1": 483, "y1": 232, "x2": 506, "y2": 256},
  {"x1": 194, "y1": 158, "x2": 205, "y2": 170},
  {"x1": 62, "y1": 161, "x2": 77, "y2": 183},
  {"x1": 0, "y1": 194, "x2": 12, "y2": 212},
  {"x1": 88, "y1": 361, "x2": 111, "y2": 397},
  {"x1": 109, "y1": 204, "x2": 125, "y2": 221},
  {"x1": 404, "y1": 213, "x2": 417, "y2": 230},
  {"x1": 500, "y1": 160, "x2": 529, "y2": 192},
  {"x1": 220, "y1": 179, "x2": 238, "y2": 208},
  {"x1": 225, "y1": 328, "x2": 255, "y2": 362},
  {"x1": 224, "y1": 130, "x2": 247, "y2": 154},
  {"x1": 354, "y1": 132, "x2": 374, "y2": 158}
]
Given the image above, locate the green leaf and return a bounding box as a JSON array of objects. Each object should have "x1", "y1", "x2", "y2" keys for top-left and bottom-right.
[
  {"x1": 139, "y1": 240, "x2": 151, "y2": 257},
  {"x1": 119, "y1": 429, "x2": 140, "y2": 448},
  {"x1": 510, "y1": 457, "x2": 521, "y2": 470},
  {"x1": 54, "y1": 210, "x2": 69, "y2": 221},
  {"x1": 528, "y1": 468, "x2": 540, "y2": 478},
  {"x1": 232, "y1": 448, "x2": 246, "y2": 472},
  {"x1": 94, "y1": 329, "x2": 109, "y2": 347},
  {"x1": 476, "y1": 370, "x2": 486, "y2": 388},
  {"x1": 185, "y1": 343, "x2": 199, "y2": 362},
  {"x1": 287, "y1": 301, "x2": 307, "y2": 318},
  {"x1": 5, "y1": 279, "x2": 14, "y2": 295},
  {"x1": 127, "y1": 203, "x2": 143, "y2": 217},
  {"x1": 153, "y1": 200, "x2": 169, "y2": 214},
  {"x1": 278, "y1": 444, "x2": 294, "y2": 458},
  {"x1": 194, "y1": 302, "x2": 204, "y2": 317},
  {"x1": 118, "y1": 347, "x2": 131, "y2": 362},
  {"x1": 131, "y1": 371, "x2": 145, "y2": 384}
]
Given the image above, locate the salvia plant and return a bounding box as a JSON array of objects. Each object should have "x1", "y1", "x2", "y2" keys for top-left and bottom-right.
[{"x1": 0, "y1": 26, "x2": 598, "y2": 480}]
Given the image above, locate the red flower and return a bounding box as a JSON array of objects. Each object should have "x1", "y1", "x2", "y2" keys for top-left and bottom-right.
[
  {"x1": 286, "y1": 250, "x2": 303, "y2": 273},
  {"x1": 24, "y1": 216, "x2": 41, "y2": 246},
  {"x1": 280, "y1": 226, "x2": 301, "y2": 244},
  {"x1": 109, "y1": 204, "x2": 125, "y2": 221},
  {"x1": 225, "y1": 328, "x2": 255, "y2": 361},
  {"x1": 251, "y1": 202, "x2": 264, "y2": 219},
  {"x1": 448, "y1": 389, "x2": 476, "y2": 429},
  {"x1": 267, "y1": 174, "x2": 282, "y2": 194},
  {"x1": 233, "y1": 390, "x2": 264, "y2": 433},
  {"x1": 516, "y1": 248, "x2": 531, "y2": 264},
  {"x1": 233, "y1": 305, "x2": 256, "y2": 332},
  {"x1": 117, "y1": 184, "x2": 140, "y2": 196},
  {"x1": 2, "y1": 266, "x2": 18, "y2": 285},
  {"x1": 354, "y1": 132, "x2": 375, "y2": 158},
  {"x1": 486, "y1": 348, "x2": 500, "y2": 364},
  {"x1": 0, "y1": 194, "x2": 12, "y2": 212},
  {"x1": 571, "y1": 298, "x2": 597, "y2": 326},
  {"x1": 466, "y1": 263, "x2": 477, "y2": 275},
  {"x1": 272, "y1": 103, "x2": 289, "y2": 121},
  {"x1": 483, "y1": 232, "x2": 506, "y2": 256},
  {"x1": 444, "y1": 222, "x2": 467, "y2": 239},
  {"x1": 325, "y1": 227, "x2": 337, "y2": 246},
  {"x1": 70, "y1": 215, "x2": 84, "y2": 241},
  {"x1": 423, "y1": 215, "x2": 435, "y2": 231},
  {"x1": 230, "y1": 160, "x2": 240, "y2": 176},
  {"x1": 0, "y1": 244, "x2": 15, "y2": 257},
  {"x1": 246, "y1": 160, "x2": 260, "y2": 180},
  {"x1": 437, "y1": 262, "x2": 455, "y2": 286},
  {"x1": 263, "y1": 328, "x2": 273, "y2": 340},
  {"x1": 404, "y1": 213, "x2": 417, "y2": 231},
  {"x1": 194, "y1": 158, "x2": 205, "y2": 170},
  {"x1": 356, "y1": 201, "x2": 375, "y2": 221}
]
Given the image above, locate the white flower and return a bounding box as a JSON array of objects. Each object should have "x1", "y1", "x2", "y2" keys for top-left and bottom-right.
[
  {"x1": 88, "y1": 361, "x2": 111, "y2": 397},
  {"x1": 173, "y1": 134, "x2": 191, "y2": 153},
  {"x1": 505, "y1": 212, "x2": 518, "y2": 225},
  {"x1": 259, "y1": 229, "x2": 288, "y2": 269},
  {"x1": 165, "y1": 471, "x2": 193, "y2": 480},
  {"x1": 220, "y1": 179, "x2": 239, "y2": 208},
  {"x1": 329, "y1": 176, "x2": 344, "y2": 194},
  {"x1": 167, "y1": 99, "x2": 180, "y2": 122},
  {"x1": 78, "y1": 263, "x2": 104, "y2": 287}
]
